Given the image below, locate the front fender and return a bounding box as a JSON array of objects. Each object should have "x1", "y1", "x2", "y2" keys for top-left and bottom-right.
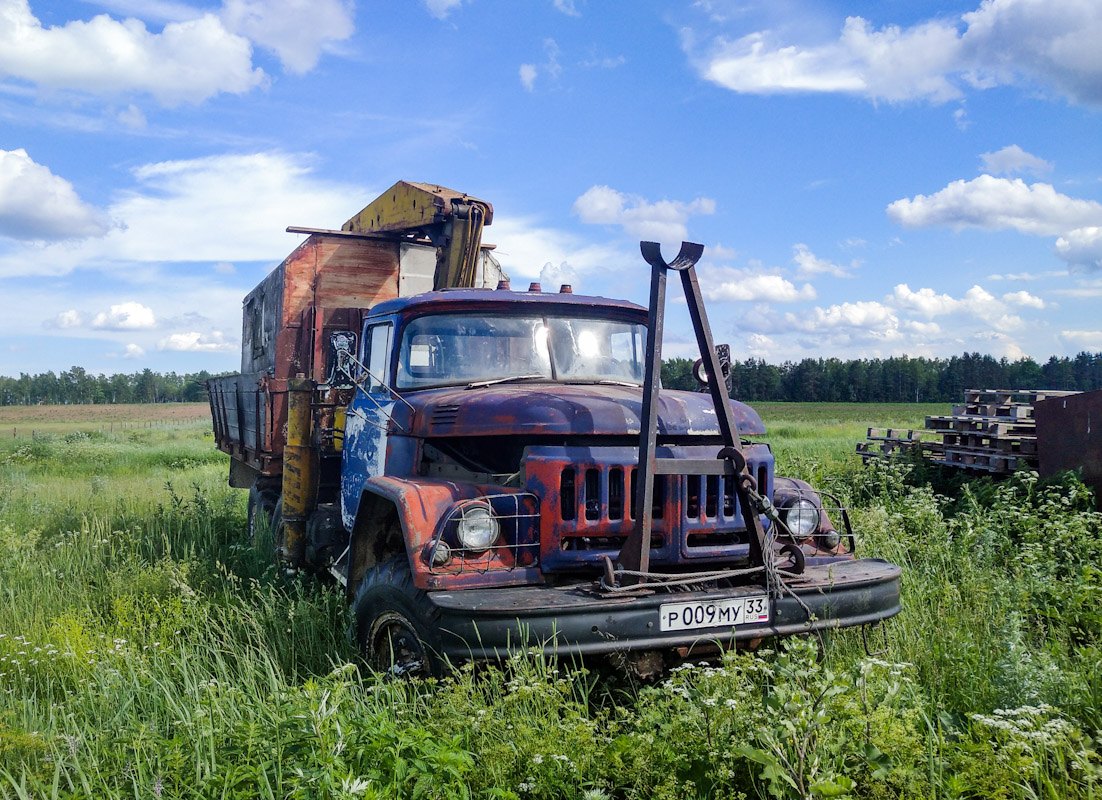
[{"x1": 356, "y1": 477, "x2": 542, "y2": 591}]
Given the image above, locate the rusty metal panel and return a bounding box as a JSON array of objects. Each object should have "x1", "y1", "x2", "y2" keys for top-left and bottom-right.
[
  {"x1": 1035, "y1": 389, "x2": 1102, "y2": 504},
  {"x1": 241, "y1": 264, "x2": 284, "y2": 374},
  {"x1": 297, "y1": 236, "x2": 401, "y2": 319}
]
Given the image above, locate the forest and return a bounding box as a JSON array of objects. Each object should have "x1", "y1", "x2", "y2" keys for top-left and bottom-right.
[
  {"x1": 661, "y1": 350, "x2": 1102, "y2": 402},
  {"x1": 2, "y1": 350, "x2": 1102, "y2": 406},
  {"x1": 0, "y1": 366, "x2": 219, "y2": 405}
]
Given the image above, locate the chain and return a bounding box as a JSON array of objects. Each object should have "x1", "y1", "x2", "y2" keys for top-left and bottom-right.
[{"x1": 598, "y1": 478, "x2": 814, "y2": 620}]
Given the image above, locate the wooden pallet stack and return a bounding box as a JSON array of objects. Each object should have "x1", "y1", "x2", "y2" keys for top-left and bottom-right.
[{"x1": 857, "y1": 389, "x2": 1078, "y2": 474}]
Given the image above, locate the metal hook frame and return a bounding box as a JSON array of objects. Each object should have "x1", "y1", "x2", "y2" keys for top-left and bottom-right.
[{"x1": 614, "y1": 240, "x2": 797, "y2": 585}]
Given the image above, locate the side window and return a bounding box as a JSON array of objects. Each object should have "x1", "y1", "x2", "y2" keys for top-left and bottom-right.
[{"x1": 364, "y1": 322, "x2": 392, "y2": 392}]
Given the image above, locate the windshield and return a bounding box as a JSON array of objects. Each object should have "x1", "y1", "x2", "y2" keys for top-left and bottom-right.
[{"x1": 395, "y1": 313, "x2": 647, "y2": 389}]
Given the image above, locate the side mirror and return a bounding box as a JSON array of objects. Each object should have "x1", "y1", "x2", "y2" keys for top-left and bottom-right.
[
  {"x1": 693, "y1": 343, "x2": 732, "y2": 393},
  {"x1": 326, "y1": 331, "x2": 357, "y2": 388}
]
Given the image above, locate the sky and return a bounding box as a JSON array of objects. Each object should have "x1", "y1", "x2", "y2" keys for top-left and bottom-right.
[{"x1": 1, "y1": 0, "x2": 1101, "y2": 377}]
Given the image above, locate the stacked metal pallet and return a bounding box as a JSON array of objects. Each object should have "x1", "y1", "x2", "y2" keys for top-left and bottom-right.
[{"x1": 857, "y1": 389, "x2": 1078, "y2": 474}]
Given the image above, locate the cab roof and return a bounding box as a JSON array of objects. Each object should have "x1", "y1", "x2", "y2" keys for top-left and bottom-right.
[{"x1": 366, "y1": 288, "x2": 648, "y2": 319}]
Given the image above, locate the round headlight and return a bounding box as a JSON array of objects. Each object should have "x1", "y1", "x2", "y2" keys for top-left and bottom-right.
[
  {"x1": 782, "y1": 498, "x2": 820, "y2": 538},
  {"x1": 456, "y1": 504, "x2": 500, "y2": 552}
]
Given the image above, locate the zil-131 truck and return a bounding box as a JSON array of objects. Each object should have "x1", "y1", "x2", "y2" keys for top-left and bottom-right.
[{"x1": 208, "y1": 181, "x2": 901, "y2": 677}]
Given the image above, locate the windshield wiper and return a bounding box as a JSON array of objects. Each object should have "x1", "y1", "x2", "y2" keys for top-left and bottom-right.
[
  {"x1": 564, "y1": 379, "x2": 642, "y2": 388},
  {"x1": 465, "y1": 374, "x2": 549, "y2": 389}
]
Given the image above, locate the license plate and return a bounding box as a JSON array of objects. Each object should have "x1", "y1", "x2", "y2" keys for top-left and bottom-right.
[{"x1": 659, "y1": 595, "x2": 770, "y2": 632}]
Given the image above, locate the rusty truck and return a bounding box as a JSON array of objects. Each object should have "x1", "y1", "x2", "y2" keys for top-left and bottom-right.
[{"x1": 208, "y1": 180, "x2": 902, "y2": 677}]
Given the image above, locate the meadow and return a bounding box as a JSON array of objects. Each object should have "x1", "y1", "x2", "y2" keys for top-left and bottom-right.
[{"x1": 0, "y1": 402, "x2": 1099, "y2": 799}]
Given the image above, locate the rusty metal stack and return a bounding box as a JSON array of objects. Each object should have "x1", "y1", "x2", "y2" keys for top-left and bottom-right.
[
  {"x1": 856, "y1": 428, "x2": 943, "y2": 462},
  {"x1": 1035, "y1": 388, "x2": 1102, "y2": 503},
  {"x1": 858, "y1": 389, "x2": 1079, "y2": 474}
]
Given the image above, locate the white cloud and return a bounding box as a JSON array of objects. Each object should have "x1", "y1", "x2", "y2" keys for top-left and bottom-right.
[
  {"x1": 709, "y1": 243, "x2": 737, "y2": 260},
  {"x1": 0, "y1": 149, "x2": 112, "y2": 241},
  {"x1": 159, "y1": 330, "x2": 235, "y2": 352},
  {"x1": 692, "y1": 16, "x2": 963, "y2": 102},
  {"x1": 553, "y1": 0, "x2": 580, "y2": 17},
  {"x1": 746, "y1": 333, "x2": 775, "y2": 355},
  {"x1": 220, "y1": 0, "x2": 353, "y2": 74},
  {"x1": 543, "y1": 39, "x2": 562, "y2": 80},
  {"x1": 212, "y1": 261, "x2": 236, "y2": 274},
  {"x1": 1054, "y1": 226, "x2": 1102, "y2": 270},
  {"x1": 686, "y1": 0, "x2": 1102, "y2": 107},
  {"x1": 519, "y1": 39, "x2": 562, "y2": 91},
  {"x1": 581, "y1": 54, "x2": 625, "y2": 69},
  {"x1": 986, "y1": 269, "x2": 1067, "y2": 280},
  {"x1": 980, "y1": 145, "x2": 1052, "y2": 176},
  {"x1": 1001, "y1": 290, "x2": 1044, "y2": 309},
  {"x1": 974, "y1": 331, "x2": 1024, "y2": 359},
  {"x1": 573, "y1": 185, "x2": 716, "y2": 242},
  {"x1": 0, "y1": 151, "x2": 366, "y2": 277},
  {"x1": 1060, "y1": 330, "x2": 1102, "y2": 349},
  {"x1": 792, "y1": 243, "x2": 856, "y2": 278},
  {"x1": 92, "y1": 302, "x2": 157, "y2": 330},
  {"x1": 490, "y1": 214, "x2": 628, "y2": 282},
  {"x1": 890, "y1": 284, "x2": 959, "y2": 317},
  {"x1": 117, "y1": 104, "x2": 146, "y2": 129},
  {"x1": 0, "y1": 0, "x2": 265, "y2": 105},
  {"x1": 519, "y1": 63, "x2": 537, "y2": 92},
  {"x1": 701, "y1": 267, "x2": 815, "y2": 303},
  {"x1": 903, "y1": 319, "x2": 941, "y2": 336},
  {"x1": 123, "y1": 343, "x2": 145, "y2": 359},
  {"x1": 538, "y1": 261, "x2": 578, "y2": 292},
  {"x1": 50, "y1": 310, "x2": 83, "y2": 329},
  {"x1": 887, "y1": 176, "x2": 1102, "y2": 236},
  {"x1": 960, "y1": 0, "x2": 1102, "y2": 107},
  {"x1": 423, "y1": 0, "x2": 462, "y2": 19},
  {"x1": 788, "y1": 300, "x2": 900, "y2": 335},
  {"x1": 889, "y1": 283, "x2": 1029, "y2": 331}
]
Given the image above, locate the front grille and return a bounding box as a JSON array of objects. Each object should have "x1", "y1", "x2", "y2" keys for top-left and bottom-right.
[
  {"x1": 558, "y1": 466, "x2": 664, "y2": 524},
  {"x1": 525, "y1": 445, "x2": 773, "y2": 570}
]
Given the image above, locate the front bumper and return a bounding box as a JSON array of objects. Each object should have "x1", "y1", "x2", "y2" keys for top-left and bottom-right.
[{"x1": 428, "y1": 558, "x2": 901, "y2": 659}]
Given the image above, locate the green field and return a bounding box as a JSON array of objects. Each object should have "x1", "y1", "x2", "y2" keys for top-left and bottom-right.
[{"x1": 1, "y1": 403, "x2": 1099, "y2": 799}]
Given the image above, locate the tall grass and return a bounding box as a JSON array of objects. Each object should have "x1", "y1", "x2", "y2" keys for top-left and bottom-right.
[{"x1": 0, "y1": 410, "x2": 1099, "y2": 799}]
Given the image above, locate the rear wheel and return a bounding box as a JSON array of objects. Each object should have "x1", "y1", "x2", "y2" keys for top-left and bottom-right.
[
  {"x1": 352, "y1": 557, "x2": 442, "y2": 678},
  {"x1": 247, "y1": 483, "x2": 280, "y2": 542}
]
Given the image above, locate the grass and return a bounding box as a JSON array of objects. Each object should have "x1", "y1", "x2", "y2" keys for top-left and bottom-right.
[
  {"x1": 0, "y1": 402, "x2": 209, "y2": 438},
  {"x1": 0, "y1": 403, "x2": 1100, "y2": 799}
]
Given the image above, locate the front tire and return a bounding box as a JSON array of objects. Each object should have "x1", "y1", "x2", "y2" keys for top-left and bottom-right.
[{"x1": 352, "y1": 557, "x2": 442, "y2": 678}]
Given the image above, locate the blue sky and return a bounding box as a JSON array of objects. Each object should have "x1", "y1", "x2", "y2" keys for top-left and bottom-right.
[{"x1": 1, "y1": 0, "x2": 1101, "y2": 376}]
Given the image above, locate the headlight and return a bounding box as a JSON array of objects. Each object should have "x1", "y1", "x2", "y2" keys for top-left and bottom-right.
[
  {"x1": 782, "y1": 498, "x2": 820, "y2": 538},
  {"x1": 456, "y1": 504, "x2": 500, "y2": 552}
]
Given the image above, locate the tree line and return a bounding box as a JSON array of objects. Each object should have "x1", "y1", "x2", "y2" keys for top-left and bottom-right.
[
  {"x1": 0, "y1": 367, "x2": 226, "y2": 406},
  {"x1": 661, "y1": 351, "x2": 1102, "y2": 403},
  {"x1": 2, "y1": 351, "x2": 1102, "y2": 405}
]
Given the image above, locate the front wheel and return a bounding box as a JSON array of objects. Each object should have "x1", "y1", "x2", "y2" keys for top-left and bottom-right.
[{"x1": 351, "y1": 557, "x2": 442, "y2": 678}]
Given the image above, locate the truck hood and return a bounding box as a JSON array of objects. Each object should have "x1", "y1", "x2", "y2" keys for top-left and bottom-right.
[{"x1": 406, "y1": 384, "x2": 766, "y2": 438}]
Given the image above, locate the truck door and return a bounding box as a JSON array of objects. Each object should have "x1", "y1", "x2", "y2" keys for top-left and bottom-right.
[{"x1": 341, "y1": 320, "x2": 395, "y2": 531}]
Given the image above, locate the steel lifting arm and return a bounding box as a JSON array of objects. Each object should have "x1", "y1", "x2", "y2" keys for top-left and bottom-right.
[
  {"x1": 340, "y1": 180, "x2": 493, "y2": 289},
  {"x1": 614, "y1": 241, "x2": 802, "y2": 585}
]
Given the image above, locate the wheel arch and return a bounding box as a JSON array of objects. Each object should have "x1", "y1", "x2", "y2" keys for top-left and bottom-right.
[{"x1": 347, "y1": 476, "x2": 495, "y2": 595}]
